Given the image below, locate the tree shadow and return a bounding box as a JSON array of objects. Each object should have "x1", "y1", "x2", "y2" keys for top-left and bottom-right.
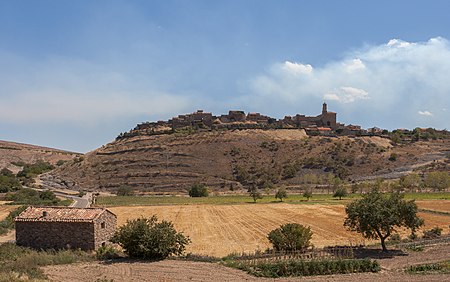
[{"x1": 352, "y1": 247, "x2": 407, "y2": 259}]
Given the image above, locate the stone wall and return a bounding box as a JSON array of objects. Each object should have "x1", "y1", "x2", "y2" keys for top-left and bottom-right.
[
  {"x1": 93, "y1": 211, "x2": 117, "y2": 249},
  {"x1": 16, "y1": 221, "x2": 95, "y2": 250},
  {"x1": 15, "y1": 211, "x2": 117, "y2": 251}
]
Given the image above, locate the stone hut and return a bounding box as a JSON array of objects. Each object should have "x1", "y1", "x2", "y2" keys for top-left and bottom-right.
[{"x1": 15, "y1": 206, "x2": 117, "y2": 250}]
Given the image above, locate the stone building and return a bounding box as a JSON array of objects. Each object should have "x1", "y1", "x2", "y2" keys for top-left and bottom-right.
[
  {"x1": 283, "y1": 102, "x2": 337, "y2": 130},
  {"x1": 15, "y1": 206, "x2": 117, "y2": 250}
]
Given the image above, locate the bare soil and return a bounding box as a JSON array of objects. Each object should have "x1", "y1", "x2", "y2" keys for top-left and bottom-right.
[
  {"x1": 43, "y1": 244, "x2": 450, "y2": 282},
  {"x1": 0, "y1": 140, "x2": 79, "y2": 171}
]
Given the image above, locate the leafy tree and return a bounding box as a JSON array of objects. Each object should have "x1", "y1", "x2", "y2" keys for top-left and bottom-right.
[
  {"x1": 116, "y1": 186, "x2": 135, "y2": 196},
  {"x1": 0, "y1": 173, "x2": 22, "y2": 193},
  {"x1": 333, "y1": 187, "x2": 347, "y2": 200},
  {"x1": 302, "y1": 190, "x2": 312, "y2": 201},
  {"x1": 188, "y1": 183, "x2": 209, "y2": 197},
  {"x1": 249, "y1": 187, "x2": 262, "y2": 203},
  {"x1": 424, "y1": 171, "x2": 450, "y2": 191},
  {"x1": 275, "y1": 188, "x2": 287, "y2": 202},
  {"x1": 344, "y1": 191, "x2": 424, "y2": 251},
  {"x1": 111, "y1": 215, "x2": 190, "y2": 260},
  {"x1": 6, "y1": 188, "x2": 60, "y2": 205},
  {"x1": 268, "y1": 223, "x2": 313, "y2": 252},
  {"x1": 400, "y1": 173, "x2": 421, "y2": 192}
]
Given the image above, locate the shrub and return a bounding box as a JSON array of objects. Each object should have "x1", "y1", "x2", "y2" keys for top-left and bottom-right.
[
  {"x1": 333, "y1": 187, "x2": 347, "y2": 200},
  {"x1": 6, "y1": 188, "x2": 61, "y2": 205},
  {"x1": 227, "y1": 258, "x2": 380, "y2": 277},
  {"x1": 111, "y1": 215, "x2": 190, "y2": 260},
  {"x1": 268, "y1": 223, "x2": 312, "y2": 252},
  {"x1": 275, "y1": 188, "x2": 287, "y2": 202},
  {"x1": 388, "y1": 153, "x2": 397, "y2": 161},
  {"x1": 96, "y1": 245, "x2": 121, "y2": 260},
  {"x1": 249, "y1": 187, "x2": 262, "y2": 203},
  {"x1": 302, "y1": 190, "x2": 312, "y2": 201},
  {"x1": 422, "y1": 226, "x2": 443, "y2": 239},
  {"x1": 188, "y1": 183, "x2": 209, "y2": 197},
  {"x1": 116, "y1": 186, "x2": 134, "y2": 196}
]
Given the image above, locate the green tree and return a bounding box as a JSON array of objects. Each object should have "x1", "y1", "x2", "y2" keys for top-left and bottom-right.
[
  {"x1": 302, "y1": 190, "x2": 312, "y2": 201},
  {"x1": 424, "y1": 172, "x2": 450, "y2": 191},
  {"x1": 188, "y1": 183, "x2": 209, "y2": 197},
  {"x1": 249, "y1": 187, "x2": 262, "y2": 203},
  {"x1": 344, "y1": 191, "x2": 424, "y2": 251},
  {"x1": 116, "y1": 186, "x2": 135, "y2": 196},
  {"x1": 275, "y1": 188, "x2": 288, "y2": 202},
  {"x1": 400, "y1": 173, "x2": 421, "y2": 192},
  {"x1": 268, "y1": 223, "x2": 313, "y2": 252},
  {"x1": 111, "y1": 215, "x2": 190, "y2": 260},
  {"x1": 333, "y1": 187, "x2": 347, "y2": 200}
]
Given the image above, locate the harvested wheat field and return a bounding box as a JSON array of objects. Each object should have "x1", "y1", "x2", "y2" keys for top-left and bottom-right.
[
  {"x1": 0, "y1": 203, "x2": 17, "y2": 220},
  {"x1": 109, "y1": 203, "x2": 450, "y2": 257},
  {"x1": 417, "y1": 200, "x2": 450, "y2": 213}
]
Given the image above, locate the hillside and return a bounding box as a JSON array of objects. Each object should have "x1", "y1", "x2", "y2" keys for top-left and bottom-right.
[
  {"x1": 42, "y1": 129, "x2": 449, "y2": 193},
  {"x1": 0, "y1": 140, "x2": 80, "y2": 174}
]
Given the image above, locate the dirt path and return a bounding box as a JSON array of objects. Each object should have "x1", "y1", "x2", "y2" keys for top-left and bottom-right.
[{"x1": 44, "y1": 244, "x2": 450, "y2": 282}]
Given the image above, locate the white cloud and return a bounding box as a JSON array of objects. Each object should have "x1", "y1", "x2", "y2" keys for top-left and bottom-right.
[
  {"x1": 245, "y1": 37, "x2": 450, "y2": 129},
  {"x1": 282, "y1": 61, "x2": 313, "y2": 75},
  {"x1": 418, "y1": 110, "x2": 433, "y2": 116},
  {"x1": 324, "y1": 86, "x2": 369, "y2": 103}
]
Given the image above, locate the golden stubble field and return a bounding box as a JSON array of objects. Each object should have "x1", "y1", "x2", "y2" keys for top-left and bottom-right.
[
  {"x1": 109, "y1": 201, "x2": 450, "y2": 257},
  {"x1": 0, "y1": 201, "x2": 17, "y2": 220}
]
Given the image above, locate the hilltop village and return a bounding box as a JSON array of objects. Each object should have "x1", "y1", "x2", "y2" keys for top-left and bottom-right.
[{"x1": 117, "y1": 103, "x2": 376, "y2": 139}]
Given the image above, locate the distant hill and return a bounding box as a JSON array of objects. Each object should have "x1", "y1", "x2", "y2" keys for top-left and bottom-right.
[
  {"x1": 42, "y1": 129, "x2": 449, "y2": 193},
  {"x1": 0, "y1": 140, "x2": 81, "y2": 174}
]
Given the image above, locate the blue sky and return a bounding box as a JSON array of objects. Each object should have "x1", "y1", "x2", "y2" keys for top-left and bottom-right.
[{"x1": 1, "y1": 1, "x2": 449, "y2": 152}]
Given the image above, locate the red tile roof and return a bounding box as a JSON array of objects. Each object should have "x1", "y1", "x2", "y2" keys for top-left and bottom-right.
[{"x1": 14, "y1": 206, "x2": 115, "y2": 223}]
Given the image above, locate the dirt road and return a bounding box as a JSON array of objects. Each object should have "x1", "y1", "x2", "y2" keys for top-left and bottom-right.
[{"x1": 44, "y1": 245, "x2": 450, "y2": 282}]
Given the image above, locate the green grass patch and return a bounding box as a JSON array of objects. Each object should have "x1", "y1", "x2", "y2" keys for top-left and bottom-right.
[
  {"x1": 0, "y1": 243, "x2": 94, "y2": 281},
  {"x1": 407, "y1": 261, "x2": 450, "y2": 274},
  {"x1": 224, "y1": 258, "x2": 380, "y2": 278},
  {"x1": 96, "y1": 192, "x2": 450, "y2": 207}
]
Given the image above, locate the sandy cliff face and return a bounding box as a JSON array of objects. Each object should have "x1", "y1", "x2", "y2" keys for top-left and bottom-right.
[{"x1": 42, "y1": 129, "x2": 449, "y2": 193}]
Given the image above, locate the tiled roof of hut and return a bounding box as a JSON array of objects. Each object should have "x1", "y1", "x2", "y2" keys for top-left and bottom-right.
[{"x1": 14, "y1": 206, "x2": 115, "y2": 223}]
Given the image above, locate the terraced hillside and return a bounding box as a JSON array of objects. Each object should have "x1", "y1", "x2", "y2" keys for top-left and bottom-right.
[
  {"x1": 42, "y1": 129, "x2": 449, "y2": 193},
  {"x1": 0, "y1": 140, "x2": 80, "y2": 174}
]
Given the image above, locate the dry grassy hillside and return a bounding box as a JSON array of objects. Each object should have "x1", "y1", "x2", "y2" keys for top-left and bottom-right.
[
  {"x1": 0, "y1": 140, "x2": 80, "y2": 174},
  {"x1": 42, "y1": 129, "x2": 449, "y2": 193}
]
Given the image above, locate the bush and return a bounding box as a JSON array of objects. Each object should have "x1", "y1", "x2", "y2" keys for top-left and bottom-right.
[
  {"x1": 96, "y1": 245, "x2": 121, "y2": 260},
  {"x1": 6, "y1": 188, "x2": 62, "y2": 205},
  {"x1": 333, "y1": 187, "x2": 347, "y2": 200},
  {"x1": 111, "y1": 215, "x2": 190, "y2": 260},
  {"x1": 188, "y1": 183, "x2": 209, "y2": 197},
  {"x1": 268, "y1": 223, "x2": 312, "y2": 252},
  {"x1": 228, "y1": 258, "x2": 380, "y2": 277},
  {"x1": 116, "y1": 186, "x2": 134, "y2": 196},
  {"x1": 302, "y1": 191, "x2": 312, "y2": 201},
  {"x1": 423, "y1": 226, "x2": 443, "y2": 239},
  {"x1": 275, "y1": 188, "x2": 287, "y2": 202}
]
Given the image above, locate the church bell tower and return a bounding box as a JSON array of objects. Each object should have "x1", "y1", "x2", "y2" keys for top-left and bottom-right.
[{"x1": 322, "y1": 102, "x2": 327, "y2": 115}]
